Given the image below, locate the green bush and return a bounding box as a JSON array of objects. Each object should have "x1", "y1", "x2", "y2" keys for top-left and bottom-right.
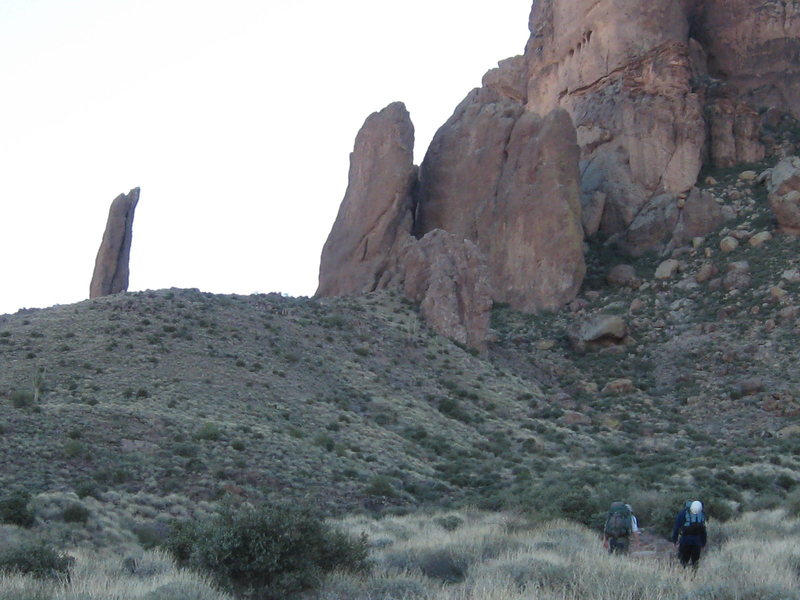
[
  {"x1": 434, "y1": 515, "x2": 464, "y2": 531},
  {"x1": 0, "y1": 539, "x2": 72, "y2": 579},
  {"x1": 162, "y1": 503, "x2": 369, "y2": 599},
  {"x1": 10, "y1": 390, "x2": 34, "y2": 409},
  {"x1": 0, "y1": 489, "x2": 35, "y2": 527},
  {"x1": 364, "y1": 475, "x2": 397, "y2": 498},
  {"x1": 61, "y1": 503, "x2": 90, "y2": 524},
  {"x1": 193, "y1": 422, "x2": 222, "y2": 442}
]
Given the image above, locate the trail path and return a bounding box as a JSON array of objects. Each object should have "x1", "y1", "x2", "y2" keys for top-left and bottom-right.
[{"x1": 630, "y1": 529, "x2": 677, "y2": 561}]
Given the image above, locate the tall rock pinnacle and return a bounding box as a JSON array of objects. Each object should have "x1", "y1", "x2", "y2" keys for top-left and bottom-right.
[{"x1": 90, "y1": 187, "x2": 139, "y2": 299}]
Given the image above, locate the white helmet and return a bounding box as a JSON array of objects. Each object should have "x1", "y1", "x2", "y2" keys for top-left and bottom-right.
[{"x1": 690, "y1": 500, "x2": 703, "y2": 514}]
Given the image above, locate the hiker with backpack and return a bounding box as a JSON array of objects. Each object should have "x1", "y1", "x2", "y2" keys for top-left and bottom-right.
[
  {"x1": 672, "y1": 500, "x2": 707, "y2": 568},
  {"x1": 603, "y1": 502, "x2": 640, "y2": 554}
]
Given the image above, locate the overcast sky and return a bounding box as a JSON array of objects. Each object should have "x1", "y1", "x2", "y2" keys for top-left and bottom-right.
[{"x1": 0, "y1": 0, "x2": 532, "y2": 316}]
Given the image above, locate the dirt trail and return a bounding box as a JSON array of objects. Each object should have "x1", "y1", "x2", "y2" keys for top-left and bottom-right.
[{"x1": 630, "y1": 529, "x2": 677, "y2": 561}]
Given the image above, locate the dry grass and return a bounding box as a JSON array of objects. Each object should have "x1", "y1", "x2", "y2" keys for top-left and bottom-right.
[
  {"x1": 0, "y1": 548, "x2": 230, "y2": 600},
  {"x1": 314, "y1": 509, "x2": 800, "y2": 600}
]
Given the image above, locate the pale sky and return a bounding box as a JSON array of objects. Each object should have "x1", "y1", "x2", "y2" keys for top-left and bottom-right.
[{"x1": 0, "y1": 0, "x2": 532, "y2": 316}]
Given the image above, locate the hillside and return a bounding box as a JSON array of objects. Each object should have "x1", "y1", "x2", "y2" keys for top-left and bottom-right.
[{"x1": 1, "y1": 159, "x2": 799, "y2": 550}]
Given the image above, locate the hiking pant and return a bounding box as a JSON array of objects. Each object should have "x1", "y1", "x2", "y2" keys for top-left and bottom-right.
[
  {"x1": 678, "y1": 543, "x2": 702, "y2": 568},
  {"x1": 608, "y1": 536, "x2": 629, "y2": 555}
]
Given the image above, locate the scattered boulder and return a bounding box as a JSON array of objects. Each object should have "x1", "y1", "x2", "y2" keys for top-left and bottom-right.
[
  {"x1": 749, "y1": 231, "x2": 772, "y2": 247},
  {"x1": 622, "y1": 188, "x2": 723, "y2": 256},
  {"x1": 90, "y1": 187, "x2": 139, "y2": 299},
  {"x1": 782, "y1": 269, "x2": 800, "y2": 284},
  {"x1": 769, "y1": 287, "x2": 788, "y2": 303},
  {"x1": 655, "y1": 259, "x2": 681, "y2": 280},
  {"x1": 602, "y1": 378, "x2": 635, "y2": 396},
  {"x1": 607, "y1": 264, "x2": 638, "y2": 287},
  {"x1": 695, "y1": 262, "x2": 718, "y2": 284},
  {"x1": 738, "y1": 170, "x2": 758, "y2": 182},
  {"x1": 561, "y1": 410, "x2": 592, "y2": 426},
  {"x1": 629, "y1": 298, "x2": 646, "y2": 313},
  {"x1": 720, "y1": 236, "x2": 739, "y2": 252},
  {"x1": 736, "y1": 377, "x2": 764, "y2": 397},
  {"x1": 568, "y1": 314, "x2": 629, "y2": 352},
  {"x1": 723, "y1": 261, "x2": 751, "y2": 291}
]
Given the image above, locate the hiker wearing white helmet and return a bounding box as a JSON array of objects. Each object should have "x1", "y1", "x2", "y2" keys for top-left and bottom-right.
[{"x1": 672, "y1": 500, "x2": 707, "y2": 568}]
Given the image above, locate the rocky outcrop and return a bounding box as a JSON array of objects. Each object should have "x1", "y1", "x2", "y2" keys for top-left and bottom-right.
[
  {"x1": 317, "y1": 102, "x2": 416, "y2": 296},
  {"x1": 481, "y1": 0, "x2": 799, "y2": 253},
  {"x1": 766, "y1": 156, "x2": 800, "y2": 234},
  {"x1": 90, "y1": 188, "x2": 139, "y2": 299},
  {"x1": 317, "y1": 103, "x2": 493, "y2": 349},
  {"x1": 416, "y1": 104, "x2": 585, "y2": 312},
  {"x1": 403, "y1": 230, "x2": 493, "y2": 350},
  {"x1": 319, "y1": 92, "x2": 587, "y2": 345}
]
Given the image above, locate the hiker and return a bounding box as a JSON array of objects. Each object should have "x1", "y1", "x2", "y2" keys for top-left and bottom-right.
[
  {"x1": 672, "y1": 500, "x2": 707, "y2": 568},
  {"x1": 603, "y1": 501, "x2": 640, "y2": 554}
]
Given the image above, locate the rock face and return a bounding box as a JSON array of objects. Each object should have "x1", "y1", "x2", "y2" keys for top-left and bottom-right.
[
  {"x1": 481, "y1": 0, "x2": 799, "y2": 252},
  {"x1": 317, "y1": 102, "x2": 416, "y2": 296},
  {"x1": 416, "y1": 102, "x2": 585, "y2": 312},
  {"x1": 90, "y1": 188, "x2": 139, "y2": 299},
  {"x1": 317, "y1": 0, "x2": 800, "y2": 346}
]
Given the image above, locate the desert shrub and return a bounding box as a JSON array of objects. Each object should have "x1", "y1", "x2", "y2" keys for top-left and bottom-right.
[
  {"x1": 0, "y1": 490, "x2": 35, "y2": 528},
  {"x1": 61, "y1": 503, "x2": 89, "y2": 524},
  {"x1": 193, "y1": 423, "x2": 222, "y2": 442},
  {"x1": 73, "y1": 480, "x2": 99, "y2": 500},
  {"x1": 9, "y1": 390, "x2": 33, "y2": 409},
  {"x1": 0, "y1": 540, "x2": 72, "y2": 580},
  {"x1": 364, "y1": 476, "x2": 397, "y2": 498},
  {"x1": 162, "y1": 503, "x2": 369, "y2": 599},
  {"x1": 133, "y1": 522, "x2": 169, "y2": 550},
  {"x1": 434, "y1": 515, "x2": 464, "y2": 531}
]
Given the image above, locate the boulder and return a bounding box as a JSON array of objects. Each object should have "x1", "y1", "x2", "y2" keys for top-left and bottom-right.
[
  {"x1": 90, "y1": 187, "x2": 139, "y2": 299},
  {"x1": 317, "y1": 102, "x2": 416, "y2": 296},
  {"x1": 402, "y1": 230, "x2": 493, "y2": 351},
  {"x1": 602, "y1": 378, "x2": 635, "y2": 396},
  {"x1": 765, "y1": 156, "x2": 800, "y2": 234},
  {"x1": 568, "y1": 314, "x2": 629, "y2": 352},
  {"x1": 695, "y1": 262, "x2": 718, "y2": 284},
  {"x1": 749, "y1": 231, "x2": 772, "y2": 247},
  {"x1": 622, "y1": 188, "x2": 724, "y2": 256},
  {"x1": 723, "y1": 261, "x2": 751, "y2": 291},
  {"x1": 655, "y1": 259, "x2": 681, "y2": 280},
  {"x1": 720, "y1": 236, "x2": 739, "y2": 252},
  {"x1": 607, "y1": 264, "x2": 638, "y2": 287}
]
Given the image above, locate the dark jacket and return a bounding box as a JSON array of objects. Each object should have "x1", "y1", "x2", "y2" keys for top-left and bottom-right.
[{"x1": 672, "y1": 509, "x2": 707, "y2": 547}]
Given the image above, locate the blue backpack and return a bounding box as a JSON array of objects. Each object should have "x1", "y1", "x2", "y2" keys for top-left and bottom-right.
[{"x1": 682, "y1": 501, "x2": 706, "y2": 535}]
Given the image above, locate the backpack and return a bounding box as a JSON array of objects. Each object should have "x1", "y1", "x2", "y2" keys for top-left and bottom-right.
[
  {"x1": 682, "y1": 501, "x2": 706, "y2": 536},
  {"x1": 604, "y1": 502, "x2": 632, "y2": 538}
]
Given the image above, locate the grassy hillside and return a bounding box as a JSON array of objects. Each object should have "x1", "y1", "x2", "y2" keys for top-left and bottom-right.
[{"x1": 1, "y1": 157, "x2": 799, "y2": 557}]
